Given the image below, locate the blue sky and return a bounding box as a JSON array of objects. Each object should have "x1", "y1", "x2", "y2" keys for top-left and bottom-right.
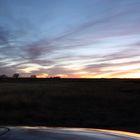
[{"x1": 0, "y1": 0, "x2": 140, "y2": 78}]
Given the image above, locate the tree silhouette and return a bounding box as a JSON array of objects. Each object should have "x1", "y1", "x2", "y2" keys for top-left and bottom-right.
[
  {"x1": 13, "y1": 73, "x2": 19, "y2": 78},
  {"x1": 0, "y1": 74, "x2": 8, "y2": 78}
]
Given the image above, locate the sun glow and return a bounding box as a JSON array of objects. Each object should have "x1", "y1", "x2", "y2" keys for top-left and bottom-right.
[
  {"x1": 101, "y1": 63, "x2": 140, "y2": 72},
  {"x1": 18, "y1": 64, "x2": 43, "y2": 73},
  {"x1": 37, "y1": 73, "x2": 49, "y2": 78}
]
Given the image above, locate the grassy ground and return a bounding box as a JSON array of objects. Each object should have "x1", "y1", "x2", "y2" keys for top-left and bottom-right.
[{"x1": 0, "y1": 78, "x2": 140, "y2": 133}]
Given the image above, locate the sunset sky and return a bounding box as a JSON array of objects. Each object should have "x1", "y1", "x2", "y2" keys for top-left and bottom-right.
[{"x1": 0, "y1": 0, "x2": 140, "y2": 78}]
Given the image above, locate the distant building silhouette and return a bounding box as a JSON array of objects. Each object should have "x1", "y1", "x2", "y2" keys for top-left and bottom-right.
[
  {"x1": 30, "y1": 75, "x2": 37, "y2": 78},
  {"x1": 13, "y1": 73, "x2": 19, "y2": 78},
  {"x1": 49, "y1": 76, "x2": 61, "y2": 79}
]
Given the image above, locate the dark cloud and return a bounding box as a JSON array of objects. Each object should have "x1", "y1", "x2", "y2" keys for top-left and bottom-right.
[
  {"x1": 24, "y1": 42, "x2": 46, "y2": 59},
  {"x1": 0, "y1": 26, "x2": 10, "y2": 45}
]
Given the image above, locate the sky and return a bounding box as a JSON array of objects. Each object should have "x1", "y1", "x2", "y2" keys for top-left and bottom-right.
[{"x1": 0, "y1": 0, "x2": 140, "y2": 78}]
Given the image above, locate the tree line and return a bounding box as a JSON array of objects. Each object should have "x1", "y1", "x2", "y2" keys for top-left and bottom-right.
[
  {"x1": 0, "y1": 73, "x2": 37, "y2": 78},
  {"x1": 0, "y1": 74, "x2": 61, "y2": 79}
]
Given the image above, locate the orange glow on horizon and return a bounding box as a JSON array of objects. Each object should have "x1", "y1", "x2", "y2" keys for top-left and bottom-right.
[
  {"x1": 35, "y1": 63, "x2": 140, "y2": 79},
  {"x1": 36, "y1": 71, "x2": 140, "y2": 78},
  {"x1": 37, "y1": 73, "x2": 49, "y2": 78}
]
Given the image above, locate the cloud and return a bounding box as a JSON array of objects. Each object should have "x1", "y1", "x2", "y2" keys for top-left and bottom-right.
[
  {"x1": 24, "y1": 41, "x2": 47, "y2": 59},
  {"x1": 0, "y1": 0, "x2": 140, "y2": 77},
  {"x1": 0, "y1": 26, "x2": 10, "y2": 45}
]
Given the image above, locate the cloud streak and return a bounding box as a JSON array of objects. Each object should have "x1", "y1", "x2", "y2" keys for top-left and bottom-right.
[{"x1": 0, "y1": 0, "x2": 140, "y2": 77}]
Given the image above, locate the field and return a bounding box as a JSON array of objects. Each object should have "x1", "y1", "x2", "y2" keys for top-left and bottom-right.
[{"x1": 0, "y1": 78, "x2": 140, "y2": 133}]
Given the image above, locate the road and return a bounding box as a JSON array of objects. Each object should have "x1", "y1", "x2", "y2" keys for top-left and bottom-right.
[{"x1": 0, "y1": 127, "x2": 140, "y2": 140}]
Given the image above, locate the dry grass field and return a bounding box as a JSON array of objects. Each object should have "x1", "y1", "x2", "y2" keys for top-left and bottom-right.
[{"x1": 0, "y1": 78, "x2": 140, "y2": 133}]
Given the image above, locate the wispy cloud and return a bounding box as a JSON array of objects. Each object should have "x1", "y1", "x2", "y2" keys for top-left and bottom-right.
[{"x1": 0, "y1": 0, "x2": 140, "y2": 77}]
